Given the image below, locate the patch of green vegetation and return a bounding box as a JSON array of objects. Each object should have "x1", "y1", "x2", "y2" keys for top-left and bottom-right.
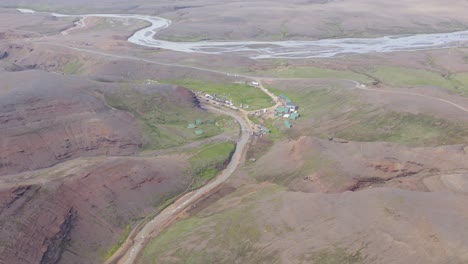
[
  {"x1": 156, "y1": 196, "x2": 178, "y2": 211},
  {"x1": 303, "y1": 246, "x2": 367, "y2": 264},
  {"x1": 248, "y1": 115, "x2": 261, "y2": 125},
  {"x1": 189, "y1": 142, "x2": 236, "y2": 189},
  {"x1": 140, "y1": 188, "x2": 281, "y2": 264},
  {"x1": 104, "y1": 87, "x2": 224, "y2": 150},
  {"x1": 368, "y1": 66, "x2": 468, "y2": 96},
  {"x1": 62, "y1": 60, "x2": 83, "y2": 75},
  {"x1": 104, "y1": 224, "x2": 131, "y2": 260},
  {"x1": 258, "y1": 86, "x2": 333, "y2": 140},
  {"x1": 452, "y1": 72, "x2": 468, "y2": 94},
  {"x1": 371, "y1": 66, "x2": 452, "y2": 88},
  {"x1": 249, "y1": 66, "x2": 373, "y2": 84},
  {"x1": 90, "y1": 17, "x2": 149, "y2": 32},
  {"x1": 268, "y1": 85, "x2": 356, "y2": 121},
  {"x1": 142, "y1": 217, "x2": 204, "y2": 259},
  {"x1": 267, "y1": 85, "x2": 468, "y2": 146},
  {"x1": 164, "y1": 79, "x2": 274, "y2": 110},
  {"x1": 335, "y1": 111, "x2": 468, "y2": 146},
  {"x1": 263, "y1": 118, "x2": 283, "y2": 141},
  {"x1": 142, "y1": 212, "x2": 258, "y2": 263}
]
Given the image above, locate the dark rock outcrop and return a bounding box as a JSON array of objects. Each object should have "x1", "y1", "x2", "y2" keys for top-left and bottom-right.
[
  {"x1": 40, "y1": 208, "x2": 76, "y2": 264},
  {"x1": 0, "y1": 51, "x2": 8, "y2": 60}
]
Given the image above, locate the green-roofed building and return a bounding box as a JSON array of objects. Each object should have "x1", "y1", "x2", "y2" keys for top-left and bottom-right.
[
  {"x1": 187, "y1": 123, "x2": 196, "y2": 129},
  {"x1": 277, "y1": 107, "x2": 289, "y2": 114},
  {"x1": 195, "y1": 129, "x2": 204, "y2": 135},
  {"x1": 284, "y1": 120, "x2": 292, "y2": 128},
  {"x1": 289, "y1": 112, "x2": 300, "y2": 120},
  {"x1": 280, "y1": 94, "x2": 292, "y2": 103},
  {"x1": 195, "y1": 119, "x2": 203, "y2": 125}
]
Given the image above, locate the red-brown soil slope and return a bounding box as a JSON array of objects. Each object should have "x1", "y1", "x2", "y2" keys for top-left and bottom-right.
[
  {"x1": 0, "y1": 70, "x2": 143, "y2": 176},
  {"x1": 252, "y1": 136, "x2": 468, "y2": 193},
  {"x1": 0, "y1": 155, "x2": 190, "y2": 264}
]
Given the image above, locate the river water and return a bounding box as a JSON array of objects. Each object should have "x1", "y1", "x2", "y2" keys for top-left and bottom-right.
[{"x1": 18, "y1": 8, "x2": 468, "y2": 59}]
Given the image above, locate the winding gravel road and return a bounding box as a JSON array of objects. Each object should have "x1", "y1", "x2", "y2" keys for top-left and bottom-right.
[{"x1": 106, "y1": 106, "x2": 250, "y2": 264}]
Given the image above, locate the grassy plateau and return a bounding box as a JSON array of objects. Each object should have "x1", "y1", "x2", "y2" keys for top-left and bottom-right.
[{"x1": 165, "y1": 79, "x2": 274, "y2": 110}]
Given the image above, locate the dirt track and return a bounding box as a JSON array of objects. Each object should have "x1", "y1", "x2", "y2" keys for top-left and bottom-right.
[{"x1": 106, "y1": 106, "x2": 251, "y2": 264}]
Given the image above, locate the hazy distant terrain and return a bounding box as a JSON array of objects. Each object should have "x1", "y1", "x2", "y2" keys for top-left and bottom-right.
[{"x1": 3, "y1": 0, "x2": 468, "y2": 40}]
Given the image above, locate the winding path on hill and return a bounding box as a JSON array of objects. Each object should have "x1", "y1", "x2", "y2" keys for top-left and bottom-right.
[{"x1": 106, "y1": 106, "x2": 250, "y2": 264}]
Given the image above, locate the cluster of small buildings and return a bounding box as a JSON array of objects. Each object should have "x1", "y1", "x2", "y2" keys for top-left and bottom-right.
[
  {"x1": 187, "y1": 119, "x2": 205, "y2": 135},
  {"x1": 251, "y1": 125, "x2": 271, "y2": 137},
  {"x1": 276, "y1": 94, "x2": 300, "y2": 127},
  {"x1": 193, "y1": 90, "x2": 242, "y2": 110},
  {"x1": 250, "y1": 108, "x2": 268, "y2": 118},
  {"x1": 204, "y1": 93, "x2": 234, "y2": 106},
  {"x1": 202, "y1": 92, "x2": 251, "y2": 110}
]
